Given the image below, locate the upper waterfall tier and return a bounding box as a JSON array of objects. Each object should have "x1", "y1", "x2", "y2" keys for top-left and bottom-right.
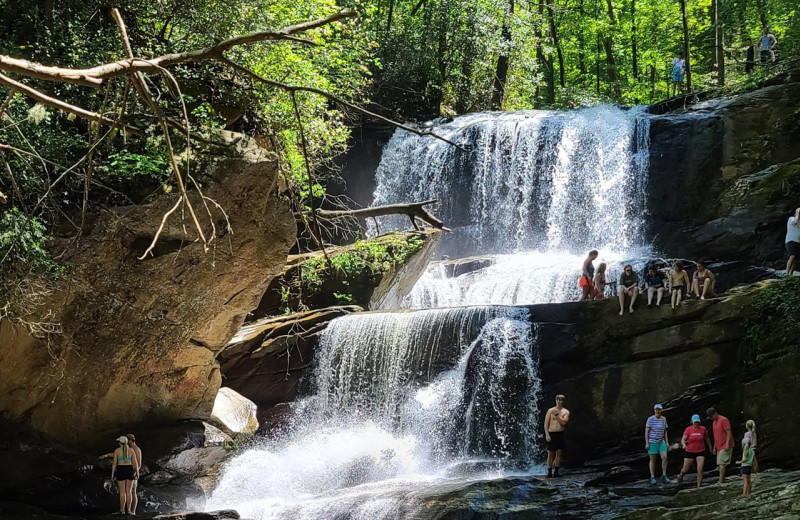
[{"x1": 371, "y1": 105, "x2": 650, "y2": 257}]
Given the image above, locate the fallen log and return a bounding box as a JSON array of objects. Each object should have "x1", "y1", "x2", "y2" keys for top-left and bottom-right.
[{"x1": 313, "y1": 200, "x2": 452, "y2": 232}]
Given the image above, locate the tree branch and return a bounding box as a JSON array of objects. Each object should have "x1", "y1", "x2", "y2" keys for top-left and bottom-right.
[
  {"x1": 0, "y1": 72, "x2": 141, "y2": 133},
  {"x1": 315, "y1": 200, "x2": 451, "y2": 232},
  {"x1": 0, "y1": 11, "x2": 355, "y2": 87}
]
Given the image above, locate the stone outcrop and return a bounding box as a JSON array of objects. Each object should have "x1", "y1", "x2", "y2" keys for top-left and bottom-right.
[
  {"x1": 648, "y1": 73, "x2": 800, "y2": 265},
  {"x1": 0, "y1": 132, "x2": 296, "y2": 448}
]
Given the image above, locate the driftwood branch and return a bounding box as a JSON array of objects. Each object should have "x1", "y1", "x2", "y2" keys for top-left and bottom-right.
[
  {"x1": 0, "y1": 11, "x2": 355, "y2": 88},
  {"x1": 314, "y1": 200, "x2": 451, "y2": 232}
]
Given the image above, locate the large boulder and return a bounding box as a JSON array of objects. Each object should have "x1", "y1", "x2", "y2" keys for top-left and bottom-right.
[{"x1": 0, "y1": 132, "x2": 296, "y2": 449}]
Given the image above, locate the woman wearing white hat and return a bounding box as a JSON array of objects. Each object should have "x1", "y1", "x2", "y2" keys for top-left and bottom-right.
[{"x1": 110, "y1": 435, "x2": 139, "y2": 515}]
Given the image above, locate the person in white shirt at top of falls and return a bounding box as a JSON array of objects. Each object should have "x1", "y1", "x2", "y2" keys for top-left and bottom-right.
[
  {"x1": 786, "y1": 207, "x2": 800, "y2": 275},
  {"x1": 671, "y1": 52, "x2": 686, "y2": 97}
]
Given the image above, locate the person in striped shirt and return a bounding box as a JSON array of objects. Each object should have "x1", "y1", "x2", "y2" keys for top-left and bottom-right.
[{"x1": 646, "y1": 404, "x2": 671, "y2": 484}]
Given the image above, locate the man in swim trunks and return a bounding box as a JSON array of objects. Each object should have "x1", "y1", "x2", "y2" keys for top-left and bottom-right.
[
  {"x1": 669, "y1": 261, "x2": 690, "y2": 309},
  {"x1": 786, "y1": 207, "x2": 800, "y2": 276},
  {"x1": 545, "y1": 394, "x2": 570, "y2": 477},
  {"x1": 579, "y1": 250, "x2": 599, "y2": 301}
]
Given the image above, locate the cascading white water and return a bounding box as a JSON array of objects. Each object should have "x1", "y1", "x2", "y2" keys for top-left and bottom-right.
[
  {"x1": 372, "y1": 105, "x2": 651, "y2": 307},
  {"x1": 207, "y1": 308, "x2": 540, "y2": 519},
  {"x1": 208, "y1": 106, "x2": 653, "y2": 518}
]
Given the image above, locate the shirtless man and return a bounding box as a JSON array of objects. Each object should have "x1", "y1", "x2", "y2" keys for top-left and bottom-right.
[
  {"x1": 544, "y1": 394, "x2": 570, "y2": 477},
  {"x1": 126, "y1": 434, "x2": 142, "y2": 515}
]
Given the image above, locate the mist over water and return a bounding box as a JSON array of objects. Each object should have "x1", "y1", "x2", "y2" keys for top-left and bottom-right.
[{"x1": 208, "y1": 106, "x2": 652, "y2": 518}]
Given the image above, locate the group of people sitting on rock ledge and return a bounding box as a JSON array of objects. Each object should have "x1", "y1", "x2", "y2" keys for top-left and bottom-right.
[
  {"x1": 578, "y1": 251, "x2": 717, "y2": 316},
  {"x1": 545, "y1": 395, "x2": 758, "y2": 497}
]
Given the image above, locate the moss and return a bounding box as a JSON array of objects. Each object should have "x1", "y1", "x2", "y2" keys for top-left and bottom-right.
[
  {"x1": 282, "y1": 232, "x2": 427, "y2": 312},
  {"x1": 746, "y1": 277, "x2": 800, "y2": 362},
  {"x1": 718, "y1": 159, "x2": 800, "y2": 216}
]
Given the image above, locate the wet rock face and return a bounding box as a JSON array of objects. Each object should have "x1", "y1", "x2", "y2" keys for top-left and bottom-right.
[{"x1": 0, "y1": 133, "x2": 296, "y2": 448}]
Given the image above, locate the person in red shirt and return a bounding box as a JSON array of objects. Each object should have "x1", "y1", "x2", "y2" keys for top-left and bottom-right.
[
  {"x1": 678, "y1": 414, "x2": 713, "y2": 487},
  {"x1": 707, "y1": 407, "x2": 734, "y2": 483}
]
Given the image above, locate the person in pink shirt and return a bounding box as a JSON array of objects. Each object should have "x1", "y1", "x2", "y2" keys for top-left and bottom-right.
[
  {"x1": 707, "y1": 407, "x2": 734, "y2": 483},
  {"x1": 678, "y1": 414, "x2": 713, "y2": 487}
]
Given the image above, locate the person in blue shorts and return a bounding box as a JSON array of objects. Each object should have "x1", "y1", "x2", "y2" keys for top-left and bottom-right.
[
  {"x1": 671, "y1": 52, "x2": 686, "y2": 97},
  {"x1": 645, "y1": 404, "x2": 671, "y2": 484}
]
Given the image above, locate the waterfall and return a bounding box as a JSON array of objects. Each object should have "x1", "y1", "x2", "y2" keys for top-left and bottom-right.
[
  {"x1": 208, "y1": 308, "x2": 541, "y2": 519},
  {"x1": 372, "y1": 105, "x2": 651, "y2": 307}
]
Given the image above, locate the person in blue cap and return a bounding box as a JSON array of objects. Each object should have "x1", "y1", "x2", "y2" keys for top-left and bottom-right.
[
  {"x1": 645, "y1": 404, "x2": 670, "y2": 484},
  {"x1": 678, "y1": 414, "x2": 713, "y2": 487}
]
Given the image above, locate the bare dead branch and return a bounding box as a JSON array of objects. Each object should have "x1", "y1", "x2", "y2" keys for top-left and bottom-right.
[
  {"x1": 0, "y1": 11, "x2": 355, "y2": 87},
  {"x1": 315, "y1": 200, "x2": 452, "y2": 232},
  {"x1": 0, "y1": 72, "x2": 141, "y2": 134},
  {"x1": 219, "y1": 57, "x2": 465, "y2": 150},
  {"x1": 137, "y1": 196, "x2": 183, "y2": 260}
]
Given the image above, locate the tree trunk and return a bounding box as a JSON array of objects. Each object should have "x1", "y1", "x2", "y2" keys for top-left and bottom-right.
[
  {"x1": 715, "y1": 0, "x2": 725, "y2": 86},
  {"x1": 456, "y1": 13, "x2": 477, "y2": 114},
  {"x1": 755, "y1": 0, "x2": 768, "y2": 29},
  {"x1": 577, "y1": 0, "x2": 587, "y2": 80},
  {"x1": 631, "y1": 0, "x2": 638, "y2": 79},
  {"x1": 679, "y1": 0, "x2": 692, "y2": 91},
  {"x1": 547, "y1": 1, "x2": 566, "y2": 88},
  {"x1": 603, "y1": 0, "x2": 621, "y2": 95},
  {"x1": 385, "y1": 0, "x2": 395, "y2": 33},
  {"x1": 596, "y1": 36, "x2": 602, "y2": 95},
  {"x1": 491, "y1": 0, "x2": 514, "y2": 110}
]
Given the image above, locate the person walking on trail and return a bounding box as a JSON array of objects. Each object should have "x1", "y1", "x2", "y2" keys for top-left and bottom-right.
[
  {"x1": 707, "y1": 407, "x2": 734, "y2": 484},
  {"x1": 618, "y1": 264, "x2": 640, "y2": 316},
  {"x1": 645, "y1": 404, "x2": 671, "y2": 484},
  {"x1": 786, "y1": 207, "x2": 800, "y2": 276},
  {"x1": 126, "y1": 434, "x2": 142, "y2": 515},
  {"x1": 671, "y1": 52, "x2": 686, "y2": 97},
  {"x1": 669, "y1": 261, "x2": 690, "y2": 309},
  {"x1": 544, "y1": 394, "x2": 570, "y2": 478},
  {"x1": 645, "y1": 265, "x2": 666, "y2": 308},
  {"x1": 758, "y1": 27, "x2": 778, "y2": 63},
  {"x1": 110, "y1": 435, "x2": 139, "y2": 515},
  {"x1": 579, "y1": 250, "x2": 599, "y2": 301},
  {"x1": 678, "y1": 414, "x2": 713, "y2": 488},
  {"x1": 745, "y1": 38, "x2": 756, "y2": 74}
]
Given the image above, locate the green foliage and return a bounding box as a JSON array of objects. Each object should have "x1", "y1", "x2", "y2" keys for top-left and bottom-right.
[
  {"x1": 747, "y1": 277, "x2": 800, "y2": 361},
  {"x1": 0, "y1": 207, "x2": 62, "y2": 272},
  {"x1": 283, "y1": 233, "x2": 425, "y2": 311}
]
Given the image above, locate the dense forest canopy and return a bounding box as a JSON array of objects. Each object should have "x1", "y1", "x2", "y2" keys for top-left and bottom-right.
[{"x1": 0, "y1": 0, "x2": 798, "y2": 326}]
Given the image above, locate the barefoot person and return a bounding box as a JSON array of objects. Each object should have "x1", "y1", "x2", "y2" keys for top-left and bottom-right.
[
  {"x1": 669, "y1": 261, "x2": 690, "y2": 309},
  {"x1": 707, "y1": 407, "x2": 734, "y2": 484},
  {"x1": 593, "y1": 262, "x2": 608, "y2": 299},
  {"x1": 579, "y1": 250, "x2": 599, "y2": 300},
  {"x1": 739, "y1": 436, "x2": 755, "y2": 496},
  {"x1": 645, "y1": 265, "x2": 666, "y2": 308},
  {"x1": 126, "y1": 434, "x2": 142, "y2": 515},
  {"x1": 111, "y1": 435, "x2": 139, "y2": 515},
  {"x1": 678, "y1": 414, "x2": 713, "y2": 487},
  {"x1": 787, "y1": 207, "x2": 800, "y2": 276},
  {"x1": 743, "y1": 420, "x2": 758, "y2": 473},
  {"x1": 645, "y1": 404, "x2": 670, "y2": 484},
  {"x1": 544, "y1": 395, "x2": 570, "y2": 477},
  {"x1": 618, "y1": 264, "x2": 640, "y2": 316},
  {"x1": 691, "y1": 261, "x2": 716, "y2": 299}
]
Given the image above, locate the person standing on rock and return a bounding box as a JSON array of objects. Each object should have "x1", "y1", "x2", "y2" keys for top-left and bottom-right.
[
  {"x1": 786, "y1": 207, "x2": 800, "y2": 276},
  {"x1": 745, "y1": 38, "x2": 756, "y2": 74},
  {"x1": 742, "y1": 420, "x2": 758, "y2": 473},
  {"x1": 739, "y1": 436, "x2": 755, "y2": 496},
  {"x1": 678, "y1": 414, "x2": 713, "y2": 487},
  {"x1": 707, "y1": 407, "x2": 734, "y2": 484},
  {"x1": 593, "y1": 262, "x2": 608, "y2": 299},
  {"x1": 618, "y1": 264, "x2": 640, "y2": 316},
  {"x1": 671, "y1": 52, "x2": 686, "y2": 97},
  {"x1": 758, "y1": 26, "x2": 778, "y2": 63},
  {"x1": 544, "y1": 394, "x2": 570, "y2": 477},
  {"x1": 126, "y1": 434, "x2": 142, "y2": 515},
  {"x1": 645, "y1": 265, "x2": 666, "y2": 307},
  {"x1": 645, "y1": 404, "x2": 671, "y2": 484},
  {"x1": 669, "y1": 261, "x2": 690, "y2": 309},
  {"x1": 111, "y1": 435, "x2": 139, "y2": 515},
  {"x1": 579, "y1": 250, "x2": 599, "y2": 301}
]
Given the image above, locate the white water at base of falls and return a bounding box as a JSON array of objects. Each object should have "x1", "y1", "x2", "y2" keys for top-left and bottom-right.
[{"x1": 208, "y1": 310, "x2": 542, "y2": 520}]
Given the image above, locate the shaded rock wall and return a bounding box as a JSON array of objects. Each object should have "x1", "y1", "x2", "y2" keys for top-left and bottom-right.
[{"x1": 0, "y1": 134, "x2": 295, "y2": 448}]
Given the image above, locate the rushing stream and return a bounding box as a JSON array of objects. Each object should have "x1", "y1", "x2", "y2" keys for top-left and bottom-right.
[{"x1": 208, "y1": 106, "x2": 652, "y2": 518}]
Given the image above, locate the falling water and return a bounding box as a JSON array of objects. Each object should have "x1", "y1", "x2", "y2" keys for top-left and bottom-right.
[
  {"x1": 208, "y1": 308, "x2": 541, "y2": 519},
  {"x1": 371, "y1": 105, "x2": 651, "y2": 307}
]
